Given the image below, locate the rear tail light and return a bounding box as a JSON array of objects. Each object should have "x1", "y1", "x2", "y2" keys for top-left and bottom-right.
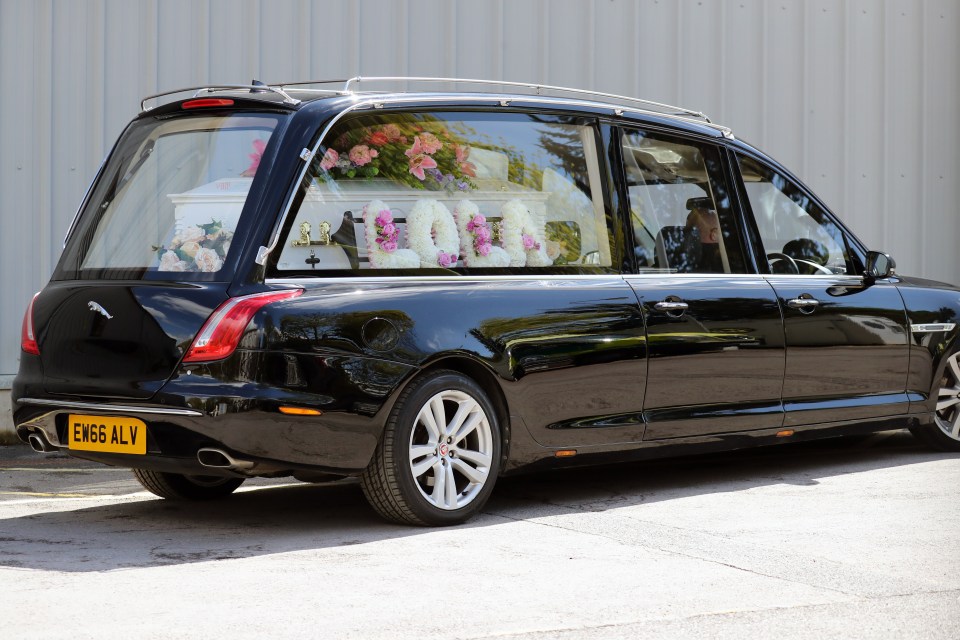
[
  {"x1": 183, "y1": 289, "x2": 302, "y2": 363},
  {"x1": 21, "y1": 292, "x2": 40, "y2": 355}
]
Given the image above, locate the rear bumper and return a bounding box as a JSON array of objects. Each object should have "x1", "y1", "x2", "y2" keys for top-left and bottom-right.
[
  {"x1": 12, "y1": 349, "x2": 417, "y2": 475},
  {"x1": 12, "y1": 396, "x2": 377, "y2": 476}
]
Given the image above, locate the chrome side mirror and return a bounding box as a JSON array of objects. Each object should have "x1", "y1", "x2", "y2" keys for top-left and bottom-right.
[{"x1": 865, "y1": 251, "x2": 896, "y2": 279}]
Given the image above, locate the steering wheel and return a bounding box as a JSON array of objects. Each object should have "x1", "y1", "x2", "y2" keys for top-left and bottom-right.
[
  {"x1": 767, "y1": 252, "x2": 799, "y2": 274},
  {"x1": 794, "y1": 258, "x2": 834, "y2": 275}
]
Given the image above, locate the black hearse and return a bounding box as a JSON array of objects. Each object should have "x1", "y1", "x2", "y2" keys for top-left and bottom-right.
[{"x1": 12, "y1": 78, "x2": 960, "y2": 525}]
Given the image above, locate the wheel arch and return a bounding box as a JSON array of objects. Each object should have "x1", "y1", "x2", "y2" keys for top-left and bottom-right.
[{"x1": 393, "y1": 353, "x2": 513, "y2": 473}]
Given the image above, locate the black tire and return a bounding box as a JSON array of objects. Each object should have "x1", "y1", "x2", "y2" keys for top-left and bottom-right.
[
  {"x1": 909, "y1": 350, "x2": 960, "y2": 452},
  {"x1": 360, "y1": 370, "x2": 502, "y2": 526},
  {"x1": 132, "y1": 468, "x2": 244, "y2": 500}
]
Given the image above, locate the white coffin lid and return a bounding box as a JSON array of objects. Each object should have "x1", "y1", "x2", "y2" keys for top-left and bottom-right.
[{"x1": 168, "y1": 177, "x2": 254, "y2": 204}]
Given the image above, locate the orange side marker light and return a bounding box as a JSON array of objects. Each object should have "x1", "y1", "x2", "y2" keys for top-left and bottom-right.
[{"x1": 279, "y1": 406, "x2": 322, "y2": 416}]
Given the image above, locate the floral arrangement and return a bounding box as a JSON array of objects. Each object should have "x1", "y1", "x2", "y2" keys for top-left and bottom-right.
[
  {"x1": 406, "y1": 199, "x2": 461, "y2": 268},
  {"x1": 362, "y1": 200, "x2": 419, "y2": 268},
  {"x1": 317, "y1": 119, "x2": 476, "y2": 192},
  {"x1": 500, "y1": 200, "x2": 553, "y2": 267},
  {"x1": 155, "y1": 220, "x2": 233, "y2": 272},
  {"x1": 453, "y1": 200, "x2": 510, "y2": 268}
]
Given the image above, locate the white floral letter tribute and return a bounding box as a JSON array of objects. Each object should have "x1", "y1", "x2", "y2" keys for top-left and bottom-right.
[
  {"x1": 500, "y1": 200, "x2": 552, "y2": 267},
  {"x1": 453, "y1": 200, "x2": 510, "y2": 268},
  {"x1": 363, "y1": 200, "x2": 420, "y2": 269},
  {"x1": 406, "y1": 199, "x2": 460, "y2": 268}
]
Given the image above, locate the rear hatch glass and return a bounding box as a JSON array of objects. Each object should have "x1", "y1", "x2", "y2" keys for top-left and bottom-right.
[
  {"x1": 60, "y1": 111, "x2": 283, "y2": 279},
  {"x1": 41, "y1": 109, "x2": 285, "y2": 399}
]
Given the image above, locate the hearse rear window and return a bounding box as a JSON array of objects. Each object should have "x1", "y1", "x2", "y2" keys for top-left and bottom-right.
[
  {"x1": 276, "y1": 112, "x2": 615, "y2": 274},
  {"x1": 62, "y1": 112, "x2": 282, "y2": 280}
]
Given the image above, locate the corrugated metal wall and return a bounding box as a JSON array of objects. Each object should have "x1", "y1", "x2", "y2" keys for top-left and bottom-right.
[{"x1": 1, "y1": 0, "x2": 959, "y2": 386}]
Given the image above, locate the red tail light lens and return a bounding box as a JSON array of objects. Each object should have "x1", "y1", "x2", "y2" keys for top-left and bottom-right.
[
  {"x1": 182, "y1": 289, "x2": 302, "y2": 363},
  {"x1": 21, "y1": 293, "x2": 40, "y2": 355}
]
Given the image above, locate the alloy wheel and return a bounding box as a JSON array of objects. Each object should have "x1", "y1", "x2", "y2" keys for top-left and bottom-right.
[
  {"x1": 935, "y1": 352, "x2": 960, "y2": 440},
  {"x1": 408, "y1": 389, "x2": 494, "y2": 510}
]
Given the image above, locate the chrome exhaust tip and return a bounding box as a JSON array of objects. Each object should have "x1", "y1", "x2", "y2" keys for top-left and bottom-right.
[
  {"x1": 27, "y1": 432, "x2": 55, "y2": 453},
  {"x1": 197, "y1": 448, "x2": 255, "y2": 472}
]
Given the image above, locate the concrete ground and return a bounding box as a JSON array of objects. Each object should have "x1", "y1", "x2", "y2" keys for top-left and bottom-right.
[{"x1": 0, "y1": 430, "x2": 957, "y2": 639}]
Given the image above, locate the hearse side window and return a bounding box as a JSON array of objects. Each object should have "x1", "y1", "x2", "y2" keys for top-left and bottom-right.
[
  {"x1": 621, "y1": 129, "x2": 746, "y2": 274},
  {"x1": 62, "y1": 114, "x2": 281, "y2": 280},
  {"x1": 276, "y1": 112, "x2": 615, "y2": 274},
  {"x1": 737, "y1": 154, "x2": 858, "y2": 276}
]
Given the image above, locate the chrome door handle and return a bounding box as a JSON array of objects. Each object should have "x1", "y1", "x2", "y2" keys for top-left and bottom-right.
[
  {"x1": 654, "y1": 301, "x2": 689, "y2": 312},
  {"x1": 786, "y1": 297, "x2": 820, "y2": 310}
]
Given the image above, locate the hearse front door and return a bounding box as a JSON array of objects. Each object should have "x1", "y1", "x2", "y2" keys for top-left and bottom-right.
[
  {"x1": 735, "y1": 153, "x2": 911, "y2": 427},
  {"x1": 620, "y1": 128, "x2": 786, "y2": 440}
]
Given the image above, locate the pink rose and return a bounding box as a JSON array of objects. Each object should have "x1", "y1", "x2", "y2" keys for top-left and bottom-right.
[
  {"x1": 381, "y1": 240, "x2": 398, "y2": 253},
  {"x1": 381, "y1": 222, "x2": 396, "y2": 237},
  {"x1": 382, "y1": 124, "x2": 403, "y2": 141},
  {"x1": 179, "y1": 225, "x2": 206, "y2": 244},
  {"x1": 477, "y1": 243, "x2": 491, "y2": 257},
  {"x1": 418, "y1": 132, "x2": 442, "y2": 154},
  {"x1": 179, "y1": 241, "x2": 201, "y2": 259},
  {"x1": 320, "y1": 148, "x2": 339, "y2": 170},
  {"x1": 194, "y1": 247, "x2": 223, "y2": 272},
  {"x1": 159, "y1": 250, "x2": 186, "y2": 272},
  {"x1": 475, "y1": 226, "x2": 491, "y2": 242},
  {"x1": 437, "y1": 251, "x2": 457, "y2": 267},
  {"x1": 376, "y1": 209, "x2": 393, "y2": 226},
  {"x1": 348, "y1": 144, "x2": 377, "y2": 166},
  {"x1": 367, "y1": 130, "x2": 389, "y2": 146},
  {"x1": 522, "y1": 233, "x2": 540, "y2": 251}
]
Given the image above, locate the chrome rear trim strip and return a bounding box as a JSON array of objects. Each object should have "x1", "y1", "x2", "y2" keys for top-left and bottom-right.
[{"x1": 19, "y1": 398, "x2": 203, "y2": 417}]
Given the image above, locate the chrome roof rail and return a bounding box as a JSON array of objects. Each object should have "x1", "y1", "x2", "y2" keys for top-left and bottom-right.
[
  {"x1": 140, "y1": 84, "x2": 301, "y2": 112},
  {"x1": 339, "y1": 76, "x2": 711, "y2": 122}
]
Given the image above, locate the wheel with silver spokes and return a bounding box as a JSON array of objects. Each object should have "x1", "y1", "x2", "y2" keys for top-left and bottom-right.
[
  {"x1": 935, "y1": 353, "x2": 960, "y2": 440},
  {"x1": 409, "y1": 389, "x2": 494, "y2": 511},
  {"x1": 361, "y1": 370, "x2": 502, "y2": 525},
  {"x1": 910, "y1": 351, "x2": 960, "y2": 451}
]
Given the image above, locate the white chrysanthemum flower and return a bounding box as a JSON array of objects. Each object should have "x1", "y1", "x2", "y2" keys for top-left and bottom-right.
[
  {"x1": 406, "y1": 199, "x2": 460, "y2": 268},
  {"x1": 500, "y1": 199, "x2": 552, "y2": 267},
  {"x1": 453, "y1": 199, "x2": 510, "y2": 268},
  {"x1": 362, "y1": 200, "x2": 419, "y2": 269}
]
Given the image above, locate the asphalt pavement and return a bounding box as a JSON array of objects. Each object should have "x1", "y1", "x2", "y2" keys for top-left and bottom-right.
[{"x1": 0, "y1": 431, "x2": 958, "y2": 639}]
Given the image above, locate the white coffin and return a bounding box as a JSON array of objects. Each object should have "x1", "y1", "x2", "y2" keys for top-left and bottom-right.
[{"x1": 277, "y1": 179, "x2": 551, "y2": 270}]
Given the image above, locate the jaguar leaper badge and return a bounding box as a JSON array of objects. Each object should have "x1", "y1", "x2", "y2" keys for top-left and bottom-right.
[{"x1": 87, "y1": 301, "x2": 113, "y2": 320}]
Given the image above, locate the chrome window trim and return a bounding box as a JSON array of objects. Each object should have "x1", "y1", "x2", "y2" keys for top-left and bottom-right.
[
  {"x1": 267, "y1": 274, "x2": 629, "y2": 285},
  {"x1": 623, "y1": 273, "x2": 765, "y2": 280},
  {"x1": 19, "y1": 398, "x2": 203, "y2": 417},
  {"x1": 267, "y1": 273, "x2": 868, "y2": 285},
  {"x1": 761, "y1": 274, "x2": 866, "y2": 282}
]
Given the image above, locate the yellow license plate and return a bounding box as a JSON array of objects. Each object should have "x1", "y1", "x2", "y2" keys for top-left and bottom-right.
[{"x1": 68, "y1": 414, "x2": 147, "y2": 454}]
